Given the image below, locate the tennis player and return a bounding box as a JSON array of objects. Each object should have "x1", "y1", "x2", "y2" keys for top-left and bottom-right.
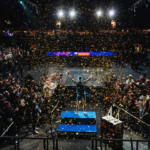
[{"x1": 67, "y1": 70, "x2": 94, "y2": 115}]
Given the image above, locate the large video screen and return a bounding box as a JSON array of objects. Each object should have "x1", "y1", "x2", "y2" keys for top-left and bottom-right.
[{"x1": 47, "y1": 51, "x2": 119, "y2": 56}]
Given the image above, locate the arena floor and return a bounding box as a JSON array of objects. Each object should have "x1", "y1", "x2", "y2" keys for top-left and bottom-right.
[
  {"x1": 1, "y1": 61, "x2": 150, "y2": 150},
  {"x1": 6, "y1": 61, "x2": 150, "y2": 86}
]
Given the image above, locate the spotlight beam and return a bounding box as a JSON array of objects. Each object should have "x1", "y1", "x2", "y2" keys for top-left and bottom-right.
[
  {"x1": 109, "y1": 10, "x2": 115, "y2": 17},
  {"x1": 70, "y1": 10, "x2": 76, "y2": 18},
  {"x1": 96, "y1": 10, "x2": 102, "y2": 17},
  {"x1": 58, "y1": 10, "x2": 64, "y2": 18}
]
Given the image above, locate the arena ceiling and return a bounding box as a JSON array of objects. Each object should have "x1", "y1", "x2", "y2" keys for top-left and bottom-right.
[{"x1": 0, "y1": 0, "x2": 150, "y2": 30}]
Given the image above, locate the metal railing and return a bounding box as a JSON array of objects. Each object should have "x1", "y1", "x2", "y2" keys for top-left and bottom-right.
[
  {"x1": 95, "y1": 138, "x2": 150, "y2": 150},
  {"x1": 47, "y1": 102, "x2": 59, "y2": 134},
  {"x1": 113, "y1": 105, "x2": 150, "y2": 148},
  {"x1": 0, "y1": 121, "x2": 14, "y2": 137},
  {"x1": 0, "y1": 100, "x2": 59, "y2": 150},
  {"x1": 1, "y1": 136, "x2": 150, "y2": 150},
  {"x1": 56, "y1": 138, "x2": 95, "y2": 150},
  {"x1": 0, "y1": 101, "x2": 59, "y2": 138},
  {"x1": 1, "y1": 102, "x2": 150, "y2": 150},
  {"x1": 0, "y1": 136, "x2": 54, "y2": 150},
  {"x1": 114, "y1": 105, "x2": 150, "y2": 127},
  {"x1": 55, "y1": 138, "x2": 150, "y2": 150}
]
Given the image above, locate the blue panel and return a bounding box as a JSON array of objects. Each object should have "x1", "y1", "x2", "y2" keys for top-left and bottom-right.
[
  {"x1": 60, "y1": 111, "x2": 96, "y2": 119},
  {"x1": 47, "y1": 52, "x2": 52, "y2": 56},
  {"x1": 46, "y1": 51, "x2": 119, "y2": 56},
  {"x1": 58, "y1": 124, "x2": 97, "y2": 133}
]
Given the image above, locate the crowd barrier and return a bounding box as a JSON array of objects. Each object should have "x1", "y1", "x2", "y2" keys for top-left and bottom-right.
[
  {"x1": 1, "y1": 136, "x2": 150, "y2": 150},
  {"x1": 1, "y1": 109, "x2": 150, "y2": 149},
  {"x1": 55, "y1": 138, "x2": 150, "y2": 150},
  {"x1": 112, "y1": 105, "x2": 150, "y2": 148},
  {"x1": 0, "y1": 136, "x2": 54, "y2": 150}
]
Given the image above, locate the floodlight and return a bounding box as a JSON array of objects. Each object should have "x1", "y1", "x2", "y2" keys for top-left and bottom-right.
[
  {"x1": 109, "y1": 10, "x2": 115, "y2": 17},
  {"x1": 96, "y1": 10, "x2": 102, "y2": 17},
  {"x1": 70, "y1": 10, "x2": 76, "y2": 18},
  {"x1": 58, "y1": 10, "x2": 64, "y2": 18},
  {"x1": 20, "y1": 1, "x2": 23, "y2": 4}
]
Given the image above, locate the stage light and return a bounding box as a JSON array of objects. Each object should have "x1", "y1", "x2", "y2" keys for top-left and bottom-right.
[
  {"x1": 109, "y1": 10, "x2": 115, "y2": 17},
  {"x1": 96, "y1": 10, "x2": 102, "y2": 17},
  {"x1": 20, "y1": 1, "x2": 23, "y2": 4},
  {"x1": 58, "y1": 10, "x2": 64, "y2": 18},
  {"x1": 70, "y1": 10, "x2": 76, "y2": 18}
]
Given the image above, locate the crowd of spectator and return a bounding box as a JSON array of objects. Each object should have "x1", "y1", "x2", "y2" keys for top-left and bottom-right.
[
  {"x1": 45, "y1": 32, "x2": 137, "y2": 53},
  {"x1": 0, "y1": 67, "x2": 64, "y2": 144},
  {"x1": 0, "y1": 30, "x2": 150, "y2": 145},
  {"x1": 102, "y1": 72, "x2": 150, "y2": 138},
  {"x1": 0, "y1": 31, "x2": 148, "y2": 69},
  {"x1": 0, "y1": 46, "x2": 32, "y2": 74},
  {"x1": 1, "y1": 30, "x2": 146, "y2": 54}
]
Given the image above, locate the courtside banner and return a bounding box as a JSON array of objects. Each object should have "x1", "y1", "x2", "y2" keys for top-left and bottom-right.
[{"x1": 47, "y1": 51, "x2": 119, "y2": 56}]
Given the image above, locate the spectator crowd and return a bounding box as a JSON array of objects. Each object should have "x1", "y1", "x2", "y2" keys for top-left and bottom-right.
[
  {"x1": 0, "y1": 68, "x2": 63, "y2": 144},
  {"x1": 0, "y1": 30, "x2": 150, "y2": 145},
  {"x1": 0, "y1": 46, "x2": 33, "y2": 75},
  {"x1": 102, "y1": 72, "x2": 150, "y2": 138}
]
